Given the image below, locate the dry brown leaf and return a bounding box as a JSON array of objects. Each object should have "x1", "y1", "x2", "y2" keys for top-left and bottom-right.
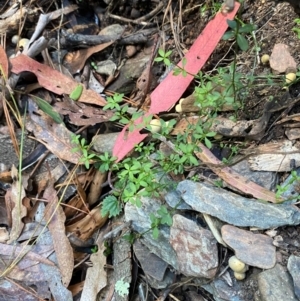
[
  {"x1": 64, "y1": 41, "x2": 114, "y2": 74},
  {"x1": 0, "y1": 243, "x2": 72, "y2": 300},
  {"x1": 87, "y1": 169, "x2": 107, "y2": 206},
  {"x1": 81, "y1": 241, "x2": 107, "y2": 300},
  {"x1": 68, "y1": 281, "x2": 85, "y2": 297},
  {"x1": 172, "y1": 115, "x2": 255, "y2": 138},
  {"x1": 276, "y1": 113, "x2": 300, "y2": 124},
  {"x1": 66, "y1": 205, "x2": 107, "y2": 241},
  {"x1": 10, "y1": 54, "x2": 106, "y2": 106},
  {"x1": 64, "y1": 195, "x2": 87, "y2": 219},
  {"x1": 55, "y1": 96, "x2": 113, "y2": 126},
  {"x1": 64, "y1": 180, "x2": 88, "y2": 218},
  {"x1": 0, "y1": 45, "x2": 8, "y2": 78},
  {"x1": 44, "y1": 180, "x2": 74, "y2": 287},
  {"x1": 192, "y1": 141, "x2": 278, "y2": 203},
  {"x1": 6, "y1": 166, "x2": 27, "y2": 244},
  {"x1": 26, "y1": 110, "x2": 83, "y2": 164}
]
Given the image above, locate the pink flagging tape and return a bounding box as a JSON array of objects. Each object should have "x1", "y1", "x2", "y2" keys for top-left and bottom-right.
[{"x1": 113, "y1": 3, "x2": 240, "y2": 161}]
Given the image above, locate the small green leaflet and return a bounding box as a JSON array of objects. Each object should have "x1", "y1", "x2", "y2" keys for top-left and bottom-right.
[
  {"x1": 30, "y1": 95, "x2": 63, "y2": 124},
  {"x1": 69, "y1": 84, "x2": 83, "y2": 101}
]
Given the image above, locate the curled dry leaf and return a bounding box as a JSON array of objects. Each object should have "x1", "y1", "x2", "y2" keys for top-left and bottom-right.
[
  {"x1": 26, "y1": 110, "x2": 83, "y2": 164},
  {"x1": 44, "y1": 179, "x2": 74, "y2": 287},
  {"x1": 81, "y1": 241, "x2": 107, "y2": 300},
  {"x1": 10, "y1": 54, "x2": 106, "y2": 106},
  {"x1": 55, "y1": 96, "x2": 113, "y2": 126},
  {"x1": 66, "y1": 205, "x2": 107, "y2": 241},
  {"x1": 0, "y1": 45, "x2": 8, "y2": 78},
  {"x1": 64, "y1": 41, "x2": 114, "y2": 74},
  {"x1": 6, "y1": 166, "x2": 27, "y2": 244}
]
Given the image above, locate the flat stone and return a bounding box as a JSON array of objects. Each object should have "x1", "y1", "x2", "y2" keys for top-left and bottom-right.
[
  {"x1": 221, "y1": 225, "x2": 276, "y2": 269},
  {"x1": 124, "y1": 196, "x2": 178, "y2": 269},
  {"x1": 145, "y1": 269, "x2": 175, "y2": 290},
  {"x1": 170, "y1": 214, "x2": 218, "y2": 278},
  {"x1": 176, "y1": 180, "x2": 300, "y2": 229},
  {"x1": 133, "y1": 240, "x2": 168, "y2": 281},
  {"x1": 231, "y1": 158, "x2": 276, "y2": 190},
  {"x1": 269, "y1": 43, "x2": 297, "y2": 74},
  {"x1": 107, "y1": 51, "x2": 151, "y2": 94},
  {"x1": 287, "y1": 255, "x2": 300, "y2": 299},
  {"x1": 165, "y1": 189, "x2": 191, "y2": 210},
  {"x1": 257, "y1": 264, "x2": 297, "y2": 301},
  {"x1": 202, "y1": 274, "x2": 250, "y2": 301},
  {"x1": 99, "y1": 24, "x2": 124, "y2": 36},
  {"x1": 92, "y1": 133, "x2": 119, "y2": 154}
]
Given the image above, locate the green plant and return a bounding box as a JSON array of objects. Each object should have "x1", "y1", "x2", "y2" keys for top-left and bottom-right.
[
  {"x1": 149, "y1": 206, "x2": 172, "y2": 239},
  {"x1": 220, "y1": 142, "x2": 241, "y2": 164},
  {"x1": 194, "y1": 65, "x2": 243, "y2": 115},
  {"x1": 293, "y1": 18, "x2": 300, "y2": 39},
  {"x1": 91, "y1": 245, "x2": 98, "y2": 253},
  {"x1": 276, "y1": 170, "x2": 300, "y2": 201},
  {"x1": 69, "y1": 84, "x2": 83, "y2": 101},
  {"x1": 71, "y1": 135, "x2": 96, "y2": 169},
  {"x1": 223, "y1": 19, "x2": 255, "y2": 51},
  {"x1": 154, "y1": 48, "x2": 172, "y2": 66}
]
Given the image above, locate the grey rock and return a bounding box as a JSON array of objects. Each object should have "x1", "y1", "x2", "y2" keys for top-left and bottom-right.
[
  {"x1": 145, "y1": 269, "x2": 175, "y2": 290},
  {"x1": 222, "y1": 225, "x2": 276, "y2": 269},
  {"x1": 165, "y1": 189, "x2": 191, "y2": 210},
  {"x1": 177, "y1": 180, "x2": 300, "y2": 229},
  {"x1": 96, "y1": 60, "x2": 116, "y2": 77},
  {"x1": 99, "y1": 24, "x2": 124, "y2": 36},
  {"x1": 231, "y1": 159, "x2": 277, "y2": 191},
  {"x1": 92, "y1": 133, "x2": 119, "y2": 154},
  {"x1": 257, "y1": 264, "x2": 297, "y2": 301},
  {"x1": 170, "y1": 214, "x2": 218, "y2": 278},
  {"x1": 270, "y1": 43, "x2": 297, "y2": 74},
  {"x1": 124, "y1": 197, "x2": 178, "y2": 269},
  {"x1": 133, "y1": 240, "x2": 168, "y2": 281},
  {"x1": 202, "y1": 272, "x2": 251, "y2": 301},
  {"x1": 287, "y1": 255, "x2": 300, "y2": 299},
  {"x1": 107, "y1": 52, "x2": 151, "y2": 94}
]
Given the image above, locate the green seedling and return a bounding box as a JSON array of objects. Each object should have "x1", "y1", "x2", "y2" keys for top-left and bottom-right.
[
  {"x1": 223, "y1": 19, "x2": 255, "y2": 51},
  {"x1": 155, "y1": 48, "x2": 172, "y2": 66},
  {"x1": 293, "y1": 18, "x2": 300, "y2": 39}
]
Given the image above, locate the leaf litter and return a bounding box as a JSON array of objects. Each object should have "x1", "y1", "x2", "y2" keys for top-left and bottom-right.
[{"x1": 1, "y1": 0, "x2": 300, "y2": 300}]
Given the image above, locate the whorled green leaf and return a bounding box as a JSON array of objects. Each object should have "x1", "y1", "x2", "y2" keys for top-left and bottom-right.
[
  {"x1": 237, "y1": 34, "x2": 249, "y2": 51},
  {"x1": 222, "y1": 31, "x2": 235, "y2": 40},
  {"x1": 227, "y1": 19, "x2": 237, "y2": 29},
  {"x1": 239, "y1": 24, "x2": 255, "y2": 34}
]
